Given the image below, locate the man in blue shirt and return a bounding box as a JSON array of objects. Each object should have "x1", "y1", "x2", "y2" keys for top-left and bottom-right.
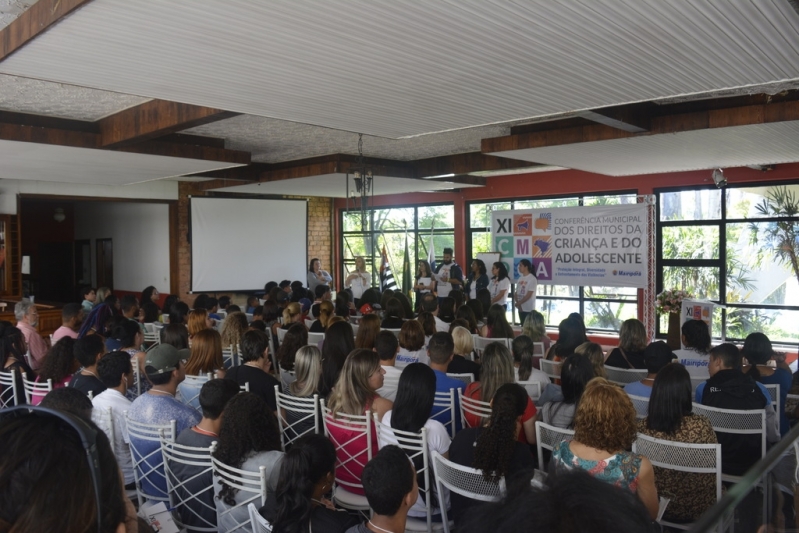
[{"x1": 427, "y1": 332, "x2": 464, "y2": 434}]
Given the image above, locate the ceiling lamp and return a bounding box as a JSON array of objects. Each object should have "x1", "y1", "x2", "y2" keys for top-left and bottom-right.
[
  {"x1": 345, "y1": 134, "x2": 374, "y2": 231},
  {"x1": 711, "y1": 168, "x2": 727, "y2": 188},
  {"x1": 53, "y1": 208, "x2": 66, "y2": 223}
]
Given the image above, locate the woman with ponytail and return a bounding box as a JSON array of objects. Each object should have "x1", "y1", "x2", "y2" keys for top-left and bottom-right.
[
  {"x1": 260, "y1": 433, "x2": 359, "y2": 533},
  {"x1": 448, "y1": 383, "x2": 534, "y2": 528}
]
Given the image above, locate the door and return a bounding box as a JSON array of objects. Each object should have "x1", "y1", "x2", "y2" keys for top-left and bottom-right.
[
  {"x1": 96, "y1": 238, "x2": 113, "y2": 289},
  {"x1": 38, "y1": 242, "x2": 74, "y2": 302}
]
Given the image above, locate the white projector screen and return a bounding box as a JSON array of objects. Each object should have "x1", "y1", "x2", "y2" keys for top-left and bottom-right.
[{"x1": 190, "y1": 197, "x2": 308, "y2": 292}]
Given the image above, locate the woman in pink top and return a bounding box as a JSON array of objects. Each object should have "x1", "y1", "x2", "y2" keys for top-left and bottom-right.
[{"x1": 31, "y1": 337, "x2": 79, "y2": 405}]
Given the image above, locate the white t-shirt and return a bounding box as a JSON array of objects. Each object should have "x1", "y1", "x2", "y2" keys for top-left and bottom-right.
[
  {"x1": 348, "y1": 272, "x2": 371, "y2": 299},
  {"x1": 395, "y1": 348, "x2": 430, "y2": 369},
  {"x1": 435, "y1": 264, "x2": 454, "y2": 297},
  {"x1": 377, "y1": 365, "x2": 403, "y2": 402},
  {"x1": 417, "y1": 276, "x2": 432, "y2": 294},
  {"x1": 514, "y1": 366, "x2": 550, "y2": 400},
  {"x1": 673, "y1": 348, "x2": 710, "y2": 379},
  {"x1": 379, "y1": 410, "x2": 451, "y2": 518},
  {"x1": 515, "y1": 274, "x2": 537, "y2": 312},
  {"x1": 91, "y1": 389, "x2": 134, "y2": 485},
  {"x1": 490, "y1": 277, "x2": 511, "y2": 306}
]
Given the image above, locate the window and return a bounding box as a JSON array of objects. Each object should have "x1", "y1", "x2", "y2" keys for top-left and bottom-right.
[
  {"x1": 467, "y1": 193, "x2": 638, "y2": 331},
  {"x1": 657, "y1": 184, "x2": 799, "y2": 343}
]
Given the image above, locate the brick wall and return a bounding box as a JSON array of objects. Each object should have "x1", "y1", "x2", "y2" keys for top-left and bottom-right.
[{"x1": 305, "y1": 196, "x2": 333, "y2": 276}]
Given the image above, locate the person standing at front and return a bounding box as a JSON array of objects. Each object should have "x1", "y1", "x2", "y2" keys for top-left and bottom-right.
[{"x1": 515, "y1": 259, "x2": 537, "y2": 325}]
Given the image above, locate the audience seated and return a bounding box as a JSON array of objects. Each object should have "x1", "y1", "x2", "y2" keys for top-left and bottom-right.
[
  {"x1": 537, "y1": 354, "x2": 593, "y2": 429},
  {"x1": 281, "y1": 303, "x2": 304, "y2": 331},
  {"x1": 623, "y1": 341, "x2": 676, "y2": 398},
  {"x1": 511, "y1": 335, "x2": 549, "y2": 391},
  {"x1": 395, "y1": 319, "x2": 429, "y2": 369},
  {"x1": 545, "y1": 316, "x2": 587, "y2": 361},
  {"x1": 574, "y1": 341, "x2": 607, "y2": 379},
  {"x1": 0, "y1": 321, "x2": 33, "y2": 405},
  {"x1": 448, "y1": 383, "x2": 534, "y2": 527},
  {"x1": 354, "y1": 314, "x2": 381, "y2": 350},
  {"x1": 380, "y1": 298, "x2": 405, "y2": 329},
  {"x1": 40, "y1": 386, "x2": 95, "y2": 421},
  {"x1": 260, "y1": 433, "x2": 360, "y2": 533},
  {"x1": 15, "y1": 300, "x2": 47, "y2": 371},
  {"x1": 284, "y1": 345, "x2": 324, "y2": 440},
  {"x1": 221, "y1": 311, "x2": 249, "y2": 350},
  {"x1": 437, "y1": 297, "x2": 456, "y2": 325},
  {"x1": 420, "y1": 294, "x2": 449, "y2": 333},
  {"x1": 161, "y1": 322, "x2": 190, "y2": 349},
  {"x1": 521, "y1": 310, "x2": 552, "y2": 354},
  {"x1": 310, "y1": 300, "x2": 335, "y2": 332},
  {"x1": 427, "y1": 332, "x2": 465, "y2": 432},
  {"x1": 31, "y1": 337, "x2": 78, "y2": 405},
  {"x1": 80, "y1": 285, "x2": 97, "y2": 312},
  {"x1": 69, "y1": 335, "x2": 108, "y2": 398},
  {"x1": 169, "y1": 301, "x2": 190, "y2": 326},
  {"x1": 454, "y1": 305, "x2": 480, "y2": 335},
  {"x1": 695, "y1": 343, "x2": 779, "y2": 475},
  {"x1": 52, "y1": 302, "x2": 83, "y2": 342},
  {"x1": 605, "y1": 318, "x2": 648, "y2": 369},
  {"x1": 416, "y1": 311, "x2": 437, "y2": 341},
  {"x1": 375, "y1": 331, "x2": 402, "y2": 402},
  {"x1": 319, "y1": 321, "x2": 355, "y2": 399},
  {"x1": 742, "y1": 332, "x2": 792, "y2": 437},
  {"x1": 77, "y1": 302, "x2": 116, "y2": 339},
  {"x1": 480, "y1": 303, "x2": 514, "y2": 339},
  {"x1": 225, "y1": 329, "x2": 280, "y2": 411},
  {"x1": 187, "y1": 308, "x2": 213, "y2": 338},
  {"x1": 673, "y1": 319, "x2": 712, "y2": 379},
  {"x1": 638, "y1": 363, "x2": 718, "y2": 522},
  {"x1": 278, "y1": 323, "x2": 308, "y2": 386},
  {"x1": 212, "y1": 392, "x2": 284, "y2": 533},
  {"x1": 185, "y1": 328, "x2": 226, "y2": 378},
  {"x1": 447, "y1": 325, "x2": 481, "y2": 380},
  {"x1": 551, "y1": 377, "x2": 659, "y2": 519}
]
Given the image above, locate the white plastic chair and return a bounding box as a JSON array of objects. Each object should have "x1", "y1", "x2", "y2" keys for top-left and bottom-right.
[
  {"x1": 320, "y1": 400, "x2": 373, "y2": 512},
  {"x1": 433, "y1": 388, "x2": 458, "y2": 438},
  {"x1": 535, "y1": 421, "x2": 575, "y2": 471},
  {"x1": 0, "y1": 369, "x2": 19, "y2": 407},
  {"x1": 516, "y1": 379, "x2": 542, "y2": 401},
  {"x1": 628, "y1": 394, "x2": 650, "y2": 419},
  {"x1": 763, "y1": 383, "x2": 779, "y2": 433},
  {"x1": 604, "y1": 366, "x2": 648, "y2": 385},
  {"x1": 143, "y1": 322, "x2": 161, "y2": 346},
  {"x1": 222, "y1": 345, "x2": 240, "y2": 369},
  {"x1": 211, "y1": 454, "x2": 268, "y2": 533},
  {"x1": 446, "y1": 373, "x2": 474, "y2": 386},
  {"x1": 307, "y1": 331, "x2": 325, "y2": 345},
  {"x1": 22, "y1": 375, "x2": 52, "y2": 404},
  {"x1": 160, "y1": 430, "x2": 217, "y2": 532},
  {"x1": 276, "y1": 328, "x2": 289, "y2": 343},
  {"x1": 248, "y1": 503, "x2": 272, "y2": 533},
  {"x1": 532, "y1": 342, "x2": 545, "y2": 356},
  {"x1": 383, "y1": 328, "x2": 402, "y2": 338},
  {"x1": 458, "y1": 388, "x2": 492, "y2": 430},
  {"x1": 473, "y1": 336, "x2": 511, "y2": 358},
  {"x1": 431, "y1": 451, "x2": 505, "y2": 533},
  {"x1": 305, "y1": 319, "x2": 315, "y2": 329},
  {"x1": 125, "y1": 415, "x2": 177, "y2": 507},
  {"x1": 632, "y1": 433, "x2": 723, "y2": 531},
  {"x1": 274, "y1": 385, "x2": 319, "y2": 451},
  {"x1": 539, "y1": 359, "x2": 563, "y2": 381},
  {"x1": 177, "y1": 373, "x2": 212, "y2": 412}
]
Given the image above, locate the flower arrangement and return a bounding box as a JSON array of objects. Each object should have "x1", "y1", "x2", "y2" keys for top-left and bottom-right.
[{"x1": 656, "y1": 289, "x2": 693, "y2": 314}]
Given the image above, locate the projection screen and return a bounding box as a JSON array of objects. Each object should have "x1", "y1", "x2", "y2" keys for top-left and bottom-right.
[{"x1": 190, "y1": 197, "x2": 308, "y2": 292}]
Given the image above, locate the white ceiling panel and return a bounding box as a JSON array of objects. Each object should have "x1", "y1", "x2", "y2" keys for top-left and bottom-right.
[
  {"x1": 0, "y1": 140, "x2": 244, "y2": 185},
  {"x1": 214, "y1": 174, "x2": 482, "y2": 198},
  {"x1": 2, "y1": 1, "x2": 798, "y2": 139},
  {"x1": 490, "y1": 121, "x2": 799, "y2": 176}
]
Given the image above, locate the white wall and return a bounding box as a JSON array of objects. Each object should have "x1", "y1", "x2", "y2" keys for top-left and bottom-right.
[{"x1": 74, "y1": 202, "x2": 171, "y2": 291}]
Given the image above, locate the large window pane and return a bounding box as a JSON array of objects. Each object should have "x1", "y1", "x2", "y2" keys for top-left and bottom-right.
[
  {"x1": 660, "y1": 189, "x2": 721, "y2": 221},
  {"x1": 538, "y1": 284, "x2": 579, "y2": 297},
  {"x1": 471, "y1": 232, "x2": 491, "y2": 256},
  {"x1": 662, "y1": 266, "x2": 720, "y2": 300},
  {"x1": 537, "y1": 299, "x2": 580, "y2": 326},
  {"x1": 343, "y1": 211, "x2": 369, "y2": 232},
  {"x1": 584, "y1": 301, "x2": 638, "y2": 332},
  {"x1": 470, "y1": 202, "x2": 511, "y2": 228},
  {"x1": 418, "y1": 205, "x2": 454, "y2": 229},
  {"x1": 662, "y1": 225, "x2": 720, "y2": 260},
  {"x1": 583, "y1": 194, "x2": 638, "y2": 206},
  {"x1": 726, "y1": 185, "x2": 799, "y2": 219},
  {"x1": 726, "y1": 307, "x2": 799, "y2": 343},
  {"x1": 584, "y1": 286, "x2": 638, "y2": 297},
  {"x1": 373, "y1": 208, "x2": 415, "y2": 232}
]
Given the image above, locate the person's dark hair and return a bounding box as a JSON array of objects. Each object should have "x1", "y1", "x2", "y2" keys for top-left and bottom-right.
[
  {"x1": 217, "y1": 295, "x2": 231, "y2": 309},
  {"x1": 552, "y1": 317, "x2": 587, "y2": 359},
  {"x1": 361, "y1": 445, "x2": 415, "y2": 516},
  {"x1": 246, "y1": 295, "x2": 259, "y2": 309},
  {"x1": 271, "y1": 434, "x2": 337, "y2": 533},
  {"x1": 206, "y1": 297, "x2": 219, "y2": 311},
  {"x1": 291, "y1": 280, "x2": 305, "y2": 293},
  {"x1": 456, "y1": 305, "x2": 479, "y2": 334},
  {"x1": 40, "y1": 388, "x2": 94, "y2": 421},
  {"x1": 473, "y1": 383, "x2": 528, "y2": 482},
  {"x1": 646, "y1": 363, "x2": 693, "y2": 434},
  {"x1": 476, "y1": 289, "x2": 492, "y2": 319},
  {"x1": 193, "y1": 293, "x2": 209, "y2": 310},
  {"x1": 80, "y1": 286, "x2": 95, "y2": 299},
  {"x1": 466, "y1": 299, "x2": 484, "y2": 323},
  {"x1": 250, "y1": 305, "x2": 264, "y2": 319},
  {"x1": 511, "y1": 335, "x2": 534, "y2": 381},
  {"x1": 359, "y1": 287, "x2": 381, "y2": 307},
  {"x1": 279, "y1": 280, "x2": 291, "y2": 290},
  {"x1": 710, "y1": 343, "x2": 742, "y2": 369},
  {"x1": 400, "y1": 319, "x2": 426, "y2": 351},
  {"x1": 62, "y1": 302, "x2": 82, "y2": 323},
  {"x1": 74, "y1": 334, "x2": 105, "y2": 368},
  {"x1": 314, "y1": 284, "x2": 330, "y2": 300},
  {"x1": 416, "y1": 312, "x2": 436, "y2": 337},
  {"x1": 421, "y1": 293, "x2": 438, "y2": 314},
  {"x1": 319, "y1": 321, "x2": 355, "y2": 398},
  {"x1": 140, "y1": 286, "x2": 157, "y2": 304},
  {"x1": 169, "y1": 301, "x2": 190, "y2": 325},
  {"x1": 262, "y1": 302, "x2": 280, "y2": 323},
  {"x1": 307, "y1": 258, "x2": 320, "y2": 273},
  {"x1": 375, "y1": 331, "x2": 399, "y2": 361},
  {"x1": 443, "y1": 247, "x2": 454, "y2": 256},
  {"x1": 160, "y1": 323, "x2": 189, "y2": 349},
  {"x1": 162, "y1": 294, "x2": 180, "y2": 314},
  {"x1": 681, "y1": 319, "x2": 711, "y2": 353},
  {"x1": 472, "y1": 259, "x2": 487, "y2": 276},
  {"x1": 391, "y1": 363, "x2": 436, "y2": 434},
  {"x1": 486, "y1": 304, "x2": 514, "y2": 339},
  {"x1": 560, "y1": 354, "x2": 594, "y2": 404},
  {"x1": 492, "y1": 262, "x2": 509, "y2": 281},
  {"x1": 103, "y1": 295, "x2": 119, "y2": 312},
  {"x1": 334, "y1": 296, "x2": 350, "y2": 318},
  {"x1": 742, "y1": 332, "x2": 775, "y2": 380},
  {"x1": 278, "y1": 323, "x2": 308, "y2": 371},
  {"x1": 449, "y1": 318, "x2": 470, "y2": 334},
  {"x1": 78, "y1": 304, "x2": 116, "y2": 339},
  {"x1": 518, "y1": 258, "x2": 535, "y2": 278},
  {"x1": 644, "y1": 341, "x2": 676, "y2": 375},
  {"x1": 240, "y1": 329, "x2": 269, "y2": 363},
  {"x1": 226, "y1": 304, "x2": 242, "y2": 314},
  {"x1": 213, "y1": 392, "x2": 281, "y2": 505},
  {"x1": 97, "y1": 351, "x2": 132, "y2": 388},
  {"x1": 450, "y1": 290, "x2": 464, "y2": 311},
  {"x1": 0, "y1": 409, "x2": 128, "y2": 532},
  {"x1": 248, "y1": 320, "x2": 267, "y2": 332},
  {"x1": 427, "y1": 332, "x2": 455, "y2": 365},
  {"x1": 384, "y1": 298, "x2": 404, "y2": 320},
  {"x1": 119, "y1": 295, "x2": 138, "y2": 315},
  {"x1": 39, "y1": 337, "x2": 78, "y2": 383},
  {"x1": 111, "y1": 319, "x2": 140, "y2": 348},
  {"x1": 141, "y1": 302, "x2": 160, "y2": 323},
  {"x1": 199, "y1": 378, "x2": 240, "y2": 420},
  {"x1": 394, "y1": 292, "x2": 414, "y2": 319},
  {"x1": 264, "y1": 281, "x2": 278, "y2": 293},
  {"x1": 438, "y1": 297, "x2": 456, "y2": 322},
  {"x1": 460, "y1": 469, "x2": 658, "y2": 533}
]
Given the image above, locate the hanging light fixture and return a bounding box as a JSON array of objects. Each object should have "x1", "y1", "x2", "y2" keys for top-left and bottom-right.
[
  {"x1": 53, "y1": 207, "x2": 66, "y2": 223},
  {"x1": 345, "y1": 134, "x2": 374, "y2": 231}
]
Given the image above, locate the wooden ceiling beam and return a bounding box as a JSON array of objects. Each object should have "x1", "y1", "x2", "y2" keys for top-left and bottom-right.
[
  {"x1": 412, "y1": 152, "x2": 542, "y2": 178},
  {"x1": 0, "y1": 0, "x2": 93, "y2": 61},
  {"x1": 575, "y1": 104, "x2": 651, "y2": 133},
  {"x1": 98, "y1": 99, "x2": 238, "y2": 147}
]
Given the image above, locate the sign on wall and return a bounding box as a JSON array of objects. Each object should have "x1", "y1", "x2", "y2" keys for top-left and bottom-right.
[
  {"x1": 679, "y1": 299, "x2": 715, "y2": 348},
  {"x1": 491, "y1": 204, "x2": 647, "y2": 288}
]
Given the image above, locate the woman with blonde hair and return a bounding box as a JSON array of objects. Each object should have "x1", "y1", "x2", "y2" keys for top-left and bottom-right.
[
  {"x1": 605, "y1": 318, "x2": 648, "y2": 369},
  {"x1": 354, "y1": 313, "x2": 380, "y2": 350},
  {"x1": 284, "y1": 345, "x2": 324, "y2": 440},
  {"x1": 463, "y1": 342, "x2": 536, "y2": 444},
  {"x1": 325, "y1": 349, "x2": 393, "y2": 495},
  {"x1": 187, "y1": 308, "x2": 213, "y2": 337},
  {"x1": 395, "y1": 319, "x2": 429, "y2": 368},
  {"x1": 449, "y1": 325, "x2": 481, "y2": 380},
  {"x1": 221, "y1": 311, "x2": 248, "y2": 351},
  {"x1": 309, "y1": 300, "x2": 334, "y2": 333},
  {"x1": 345, "y1": 255, "x2": 371, "y2": 307},
  {"x1": 551, "y1": 377, "x2": 658, "y2": 519},
  {"x1": 96, "y1": 286, "x2": 112, "y2": 305},
  {"x1": 575, "y1": 341, "x2": 607, "y2": 379},
  {"x1": 281, "y1": 302, "x2": 303, "y2": 330},
  {"x1": 521, "y1": 310, "x2": 551, "y2": 354}
]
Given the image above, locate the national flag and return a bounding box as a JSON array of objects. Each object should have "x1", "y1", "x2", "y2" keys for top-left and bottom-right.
[
  {"x1": 427, "y1": 226, "x2": 436, "y2": 273},
  {"x1": 379, "y1": 246, "x2": 397, "y2": 291},
  {"x1": 402, "y1": 232, "x2": 412, "y2": 296}
]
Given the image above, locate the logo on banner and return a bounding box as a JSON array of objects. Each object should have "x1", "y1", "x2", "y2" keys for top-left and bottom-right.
[
  {"x1": 514, "y1": 214, "x2": 532, "y2": 236},
  {"x1": 535, "y1": 213, "x2": 552, "y2": 231}
]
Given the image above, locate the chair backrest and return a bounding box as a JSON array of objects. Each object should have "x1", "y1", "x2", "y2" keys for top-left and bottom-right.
[
  {"x1": 307, "y1": 331, "x2": 325, "y2": 345},
  {"x1": 211, "y1": 454, "x2": 268, "y2": 533},
  {"x1": 516, "y1": 379, "x2": 542, "y2": 401},
  {"x1": 628, "y1": 394, "x2": 650, "y2": 419},
  {"x1": 0, "y1": 369, "x2": 18, "y2": 408},
  {"x1": 276, "y1": 328, "x2": 288, "y2": 343},
  {"x1": 248, "y1": 503, "x2": 273, "y2": 533},
  {"x1": 222, "y1": 345, "x2": 240, "y2": 369},
  {"x1": 177, "y1": 373, "x2": 212, "y2": 412},
  {"x1": 160, "y1": 430, "x2": 217, "y2": 532},
  {"x1": 143, "y1": 322, "x2": 161, "y2": 345},
  {"x1": 320, "y1": 401, "x2": 374, "y2": 495},
  {"x1": 125, "y1": 414, "x2": 177, "y2": 506},
  {"x1": 23, "y1": 376, "x2": 52, "y2": 404},
  {"x1": 691, "y1": 403, "x2": 767, "y2": 459},
  {"x1": 350, "y1": 323, "x2": 359, "y2": 336},
  {"x1": 383, "y1": 328, "x2": 402, "y2": 338},
  {"x1": 604, "y1": 366, "x2": 648, "y2": 385},
  {"x1": 446, "y1": 372, "x2": 474, "y2": 385},
  {"x1": 535, "y1": 421, "x2": 575, "y2": 471},
  {"x1": 473, "y1": 336, "x2": 511, "y2": 358},
  {"x1": 532, "y1": 342, "x2": 545, "y2": 356},
  {"x1": 433, "y1": 388, "x2": 458, "y2": 438},
  {"x1": 131, "y1": 362, "x2": 143, "y2": 398},
  {"x1": 539, "y1": 359, "x2": 563, "y2": 381},
  {"x1": 274, "y1": 385, "x2": 320, "y2": 451},
  {"x1": 458, "y1": 388, "x2": 492, "y2": 430},
  {"x1": 431, "y1": 451, "x2": 504, "y2": 533},
  {"x1": 305, "y1": 319, "x2": 315, "y2": 329}
]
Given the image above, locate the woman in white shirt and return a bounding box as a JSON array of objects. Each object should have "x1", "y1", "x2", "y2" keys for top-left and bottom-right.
[
  {"x1": 514, "y1": 259, "x2": 538, "y2": 325},
  {"x1": 345, "y1": 256, "x2": 371, "y2": 306},
  {"x1": 489, "y1": 262, "x2": 511, "y2": 307},
  {"x1": 414, "y1": 260, "x2": 436, "y2": 311}
]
